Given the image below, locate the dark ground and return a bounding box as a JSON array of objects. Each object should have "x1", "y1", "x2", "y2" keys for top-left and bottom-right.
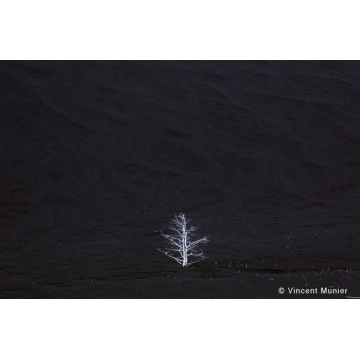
[{"x1": 1, "y1": 60, "x2": 360, "y2": 298}]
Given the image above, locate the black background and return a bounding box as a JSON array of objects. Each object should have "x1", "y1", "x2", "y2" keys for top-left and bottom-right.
[{"x1": 1, "y1": 60, "x2": 359, "y2": 298}]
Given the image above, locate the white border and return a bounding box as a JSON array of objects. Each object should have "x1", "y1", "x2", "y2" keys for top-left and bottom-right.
[
  {"x1": 0, "y1": 300, "x2": 358, "y2": 359},
  {"x1": 1, "y1": 1, "x2": 359, "y2": 59}
]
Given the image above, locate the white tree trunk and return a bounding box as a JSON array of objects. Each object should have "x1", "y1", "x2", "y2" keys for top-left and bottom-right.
[{"x1": 158, "y1": 213, "x2": 209, "y2": 267}]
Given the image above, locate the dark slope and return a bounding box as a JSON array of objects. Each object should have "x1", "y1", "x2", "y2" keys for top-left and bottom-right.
[{"x1": 1, "y1": 61, "x2": 360, "y2": 298}]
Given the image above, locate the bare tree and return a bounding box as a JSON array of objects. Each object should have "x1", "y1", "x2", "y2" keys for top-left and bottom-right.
[{"x1": 158, "y1": 213, "x2": 209, "y2": 267}]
